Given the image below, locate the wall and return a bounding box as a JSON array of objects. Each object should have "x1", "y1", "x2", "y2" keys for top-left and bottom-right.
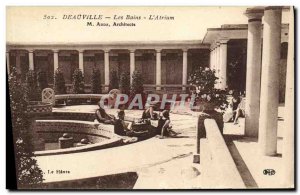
[
  {"x1": 135, "y1": 50, "x2": 156, "y2": 84},
  {"x1": 58, "y1": 51, "x2": 79, "y2": 84}
]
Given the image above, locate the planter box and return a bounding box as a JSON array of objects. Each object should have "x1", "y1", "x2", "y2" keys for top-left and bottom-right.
[{"x1": 27, "y1": 101, "x2": 52, "y2": 115}]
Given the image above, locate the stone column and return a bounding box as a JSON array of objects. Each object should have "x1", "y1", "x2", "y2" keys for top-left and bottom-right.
[
  {"x1": 215, "y1": 43, "x2": 220, "y2": 88},
  {"x1": 78, "y1": 50, "x2": 84, "y2": 73},
  {"x1": 15, "y1": 51, "x2": 21, "y2": 74},
  {"x1": 6, "y1": 51, "x2": 10, "y2": 74},
  {"x1": 53, "y1": 50, "x2": 59, "y2": 72},
  {"x1": 182, "y1": 49, "x2": 188, "y2": 91},
  {"x1": 283, "y1": 6, "x2": 294, "y2": 187},
  {"x1": 130, "y1": 50, "x2": 135, "y2": 84},
  {"x1": 213, "y1": 47, "x2": 217, "y2": 71},
  {"x1": 104, "y1": 50, "x2": 110, "y2": 91},
  {"x1": 213, "y1": 46, "x2": 218, "y2": 88},
  {"x1": 28, "y1": 50, "x2": 34, "y2": 70},
  {"x1": 209, "y1": 49, "x2": 212, "y2": 69},
  {"x1": 156, "y1": 49, "x2": 162, "y2": 91},
  {"x1": 244, "y1": 8, "x2": 264, "y2": 138},
  {"x1": 259, "y1": 7, "x2": 282, "y2": 156},
  {"x1": 219, "y1": 39, "x2": 228, "y2": 89}
]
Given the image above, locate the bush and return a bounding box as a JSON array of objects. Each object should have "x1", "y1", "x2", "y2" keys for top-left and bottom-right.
[
  {"x1": 37, "y1": 71, "x2": 48, "y2": 92},
  {"x1": 91, "y1": 68, "x2": 101, "y2": 94},
  {"x1": 54, "y1": 68, "x2": 66, "y2": 94},
  {"x1": 119, "y1": 71, "x2": 130, "y2": 95},
  {"x1": 72, "y1": 68, "x2": 85, "y2": 94},
  {"x1": 25, "y1": 70, "x2": 40, "y2": 102},
  {"x1": 130, "y1": 70, "x2": 144, "y2": 95},
  {"x1": 8, "y1": 67, "x2": 44, "y2": 188},
  {"x1": 188, "y1": 66, "x2": 228, "y2": 111},
  {"x1": 109, "y1": 70, "x2": 119, "y2": 90}
]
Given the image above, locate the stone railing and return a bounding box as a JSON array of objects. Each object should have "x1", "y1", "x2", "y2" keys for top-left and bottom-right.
[
  {"x1": 144, "y1": 84, "x2": 192, "y2": 93},
  {"x1": 49, "y1": 83, "x2": 193, "y2": 94},
  {"x1": 204, "y1": 119, "x2": 245, "y2": 188}
]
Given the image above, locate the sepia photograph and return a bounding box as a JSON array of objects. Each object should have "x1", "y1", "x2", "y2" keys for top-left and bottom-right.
[{"x1": 6, "y1": 6, "x2": 295, "y2": 190}]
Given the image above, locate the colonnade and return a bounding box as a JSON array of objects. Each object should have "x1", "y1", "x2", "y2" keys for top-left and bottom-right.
[
  {"x1": 7, "y1": 48, "x2": 190, "y2": 91},
  {"x1": 209, "y1": 39, "x2": 228, "y2": 89}
]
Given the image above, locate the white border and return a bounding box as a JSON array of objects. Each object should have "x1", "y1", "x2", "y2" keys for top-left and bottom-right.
[{"x1": 1, "y1": 1, "x2": 299, "y2": 195}]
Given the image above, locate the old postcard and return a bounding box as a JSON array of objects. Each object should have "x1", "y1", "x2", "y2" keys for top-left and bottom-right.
[{"x1": 6, "y1": 6, "x2": 295, "y2": 189}]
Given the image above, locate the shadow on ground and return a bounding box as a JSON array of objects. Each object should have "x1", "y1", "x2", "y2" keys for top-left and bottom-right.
[{"x1": 224, "y1": 135, "x2": 258, "y2": 188}]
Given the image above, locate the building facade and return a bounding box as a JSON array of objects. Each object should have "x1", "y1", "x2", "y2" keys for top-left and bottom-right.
[{"x1": 6, "y1": 24, "x2": 289, "y2": 97}]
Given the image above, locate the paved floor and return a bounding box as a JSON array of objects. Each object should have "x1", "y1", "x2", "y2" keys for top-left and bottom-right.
[
  {"x1": 38, "y1": 106, "x2": 211, "y2": 188},
  {"x1": 223, "y1": 105, "x2": 288, "y2": 188},
  {"x1": 41, "y1": 104, "x2": 291, "y2": 188}
]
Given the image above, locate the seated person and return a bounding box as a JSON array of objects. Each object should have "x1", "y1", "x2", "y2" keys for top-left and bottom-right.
[
  {"x1": 142, "y1": 105, "x2": 158, "y2": 120},
  {"x1": 95, "y1": 104, "x2": 115, "y2": 124},
  {"x1": 114, "y1": 110, "x2": 147, "y2": 137},
  {"x1": 233, "y1": 97, "x2": 245, "y2": 125},
  {"x1": 157, "y1": 110, "x2": 178, "y2": 138},
  {"x1": 223, "y1": 91, "x2": 241, "y2": 123}
]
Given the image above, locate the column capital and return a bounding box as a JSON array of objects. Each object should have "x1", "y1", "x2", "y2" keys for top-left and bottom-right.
[
  {"x1": 52, "y1": 49, "x2": 59, "y2": 53},
  {"x1": 219, "y1": 39, "x2": 229, "y2": 45},
  {"x1": 28, "y1": 49, "x2": 34, "y2": 53},
  {"x1": 129, "y1": 49, "x2": 136, "y2": 53},
  {"x1": 104, "y1": 49, "x2": 110, "y2": 53},
  {"x1": 244, "y1": 7, "x2": 264, "y2": 20},
  {"x1": 182, "y1": 48, "x2": 188, "y2": 53},
  {"x1": 211, "y1": 42, "x2": 219, "y2": 50},
  {"x1": 155, "y1": 49, "x2": 162, "y2": 53},
  {"x1": 77, "y1": 49, "x2": 85, "y2": 53}
]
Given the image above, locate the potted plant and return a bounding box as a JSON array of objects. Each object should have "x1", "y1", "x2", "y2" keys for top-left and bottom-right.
[
  {"x1": 37, "y1": 71, "x2": 48, "y2": 91},
  {"x1": 25, "y1": 70, "x2": 40, "y2": 102},
  {"x1": 72, "y1": 68, "x2": 85, "y2": 94},
  {"x1": 54, "y1": 68, "x2": 66, "y2": 95},
  {"x1": 188, "y1": 66, "x2": 228, "y2": 112},
  {"x1": 91, "y1": 68, "x2": 101, "y2": 94},
  {"x1": 130, "y1": 70, "x2": 146, "y2": 109},
  {"x1": 119, "y1": 71, "x2": 130, "y2": 95},
  {"x1": 188, "y1": 66, "x2": 228, "y2": 134},
  {"x1": 109, "y1": 70, "x2": 119, "y2": 90}
]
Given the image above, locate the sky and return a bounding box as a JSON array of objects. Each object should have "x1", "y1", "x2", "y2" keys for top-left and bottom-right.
[{"x1": 6, "y1": 6, "x2": 289, "y2": 43}]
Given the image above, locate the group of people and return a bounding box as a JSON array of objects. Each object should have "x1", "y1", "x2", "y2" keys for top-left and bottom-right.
[{"x1": 95, "y1": 103, "x2": 177, "y2": 140}]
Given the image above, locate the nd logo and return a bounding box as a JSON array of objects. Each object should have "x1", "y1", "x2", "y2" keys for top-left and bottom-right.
[{"x1": 263, "y1": 169, "x2": 276, "y2": 176}]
